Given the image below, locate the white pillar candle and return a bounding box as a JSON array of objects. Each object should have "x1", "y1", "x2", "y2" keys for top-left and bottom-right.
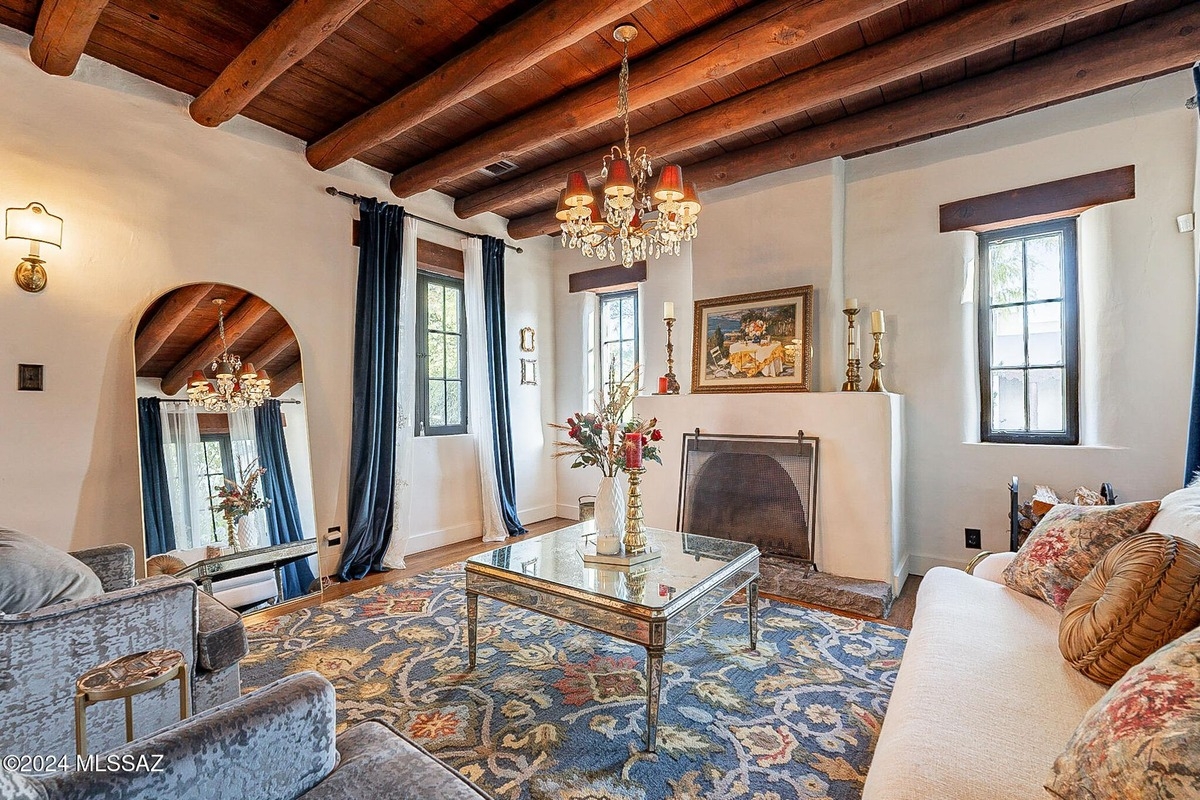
[
  {"x1": 663, "y1": 301, "x2": 675, "y2": 320},
  {"x1": 871, "y1": 309, "x2": 886, "y2": 333},
  {"x1": 845, "y1": 297, "x2": 858, "y2": 311}
]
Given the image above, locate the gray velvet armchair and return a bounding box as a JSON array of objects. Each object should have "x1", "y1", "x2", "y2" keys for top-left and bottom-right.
[
  {"x1": 0, "y1": 543, "x2": 247, "y2": 758},
  {"x1": 0, "y1": 672, "x2": 489, "y2": 800}
]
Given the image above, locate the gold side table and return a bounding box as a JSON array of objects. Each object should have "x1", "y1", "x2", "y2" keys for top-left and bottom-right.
[{"x1": 74, "y1": 649, "x2": 189, "y2": 756}]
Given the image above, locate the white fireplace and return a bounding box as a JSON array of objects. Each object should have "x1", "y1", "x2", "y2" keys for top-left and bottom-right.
[{"x1": 634, "y1": 392, "x2": 907, "y2": 591}]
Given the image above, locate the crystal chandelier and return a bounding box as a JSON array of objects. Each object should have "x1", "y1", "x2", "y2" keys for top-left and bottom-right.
[
  {"x1": 557, "y1": 24, "x2": 701, "y2": 268},
  {"x1": 187, "y1": 299, "x2": 271, "y2": 412}
]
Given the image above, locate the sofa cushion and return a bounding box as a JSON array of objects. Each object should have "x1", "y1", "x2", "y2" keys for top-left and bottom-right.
[
  {"x1": 1147, "y1": 484, "x2": 1200, "y2": 547},
  {"x1": 0, "y1": 770, "x2": 47, "y2": 800},
  {"x1": 1002, "y1": 501, "x2": 1160, "y2": 610},
  {"x1": 196, "y1": 590, "x2": 249, "y2": 672},
  {"x1": 1047, "y1": 625, "x2": 1200, "y2": 799},
  {"x1": 0, "y1": 528, "x2": 103, "y2": 614},
  {"x1": 1059, "y1": 532, "x2": 1200, "y2": 685},
  {"x1": 861, "y1": 567, "x2": 1106, "y2": 800}
]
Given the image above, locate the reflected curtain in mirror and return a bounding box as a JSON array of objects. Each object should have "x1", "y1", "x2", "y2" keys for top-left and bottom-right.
[
  {"x1": 137, "y1": 397, "x2": 177, "y2": 555},
  {"x1": 255, "y1": 400, "x2": 316, "y2": 598}
]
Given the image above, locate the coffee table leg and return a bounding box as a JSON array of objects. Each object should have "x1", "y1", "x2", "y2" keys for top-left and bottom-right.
[
  {"x1": 645, "y1": 647, "x2": 664, "y2": 753},
  {"x1": 466, "y1": 591, "x2": 478, "y2": 670},
  {"x1": 748, "y1": 578, "x2": 759, "y2": 651}
]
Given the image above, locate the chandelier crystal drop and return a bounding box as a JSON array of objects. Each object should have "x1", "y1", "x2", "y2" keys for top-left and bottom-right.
[
  {"x1": 187, "y1": 298, "x2": 271, "y2": 412},
  {"x1": 558, "y1": 24, "x2": 701, "y2": 268}
]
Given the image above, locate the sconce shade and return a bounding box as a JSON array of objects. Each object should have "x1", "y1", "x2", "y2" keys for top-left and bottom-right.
[
  {"x1": 653, "y1": 165, "x2": 685, "y2": 202},
  {"x1": 6, "y1": 202, "x2": 63, "y2": 247},
  {"x1": 564, "y1": 171, "x2": 594, "y2": 207},
  {"x1": 679, "y1": 182, "x2": 702, "y2": 216},
  {"x1": 603, "y1": 159, "x2": 635, "y2": 197}
]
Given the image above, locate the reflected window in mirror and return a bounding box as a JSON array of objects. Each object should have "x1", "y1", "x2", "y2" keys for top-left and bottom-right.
[
  {"x1": 199, "y1": 432, "x2": 234, "y2": 543},
  {"x1": 417, "y1": 271, "x2": 468, "y2": 436}
]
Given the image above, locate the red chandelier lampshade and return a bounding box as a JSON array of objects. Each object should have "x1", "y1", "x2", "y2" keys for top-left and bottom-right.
[
  {"x1": 555, "y1": 189, "x2": 572, "y2": 221},
  {"x1": 564, "y1": 171, "x2": 594, "y2": 207},
  {"x1": 653, "y1": 165, "x2": 685, "y2": 202},
  {"x1": 679, "y1": 182, "x2": 702, "y2": 216},
  {"x1": 603, "y1": 159, "x2": 635, "y2": 197}
]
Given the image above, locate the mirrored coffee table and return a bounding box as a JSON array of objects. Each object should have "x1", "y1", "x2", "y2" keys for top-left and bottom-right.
[{"x1": 465, "y1": 522, "x2": 760, "y2": 752}]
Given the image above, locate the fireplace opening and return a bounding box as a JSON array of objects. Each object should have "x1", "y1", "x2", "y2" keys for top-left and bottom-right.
[{"x1": 678, "y1": 433, "x2": 818, "y2": 566}]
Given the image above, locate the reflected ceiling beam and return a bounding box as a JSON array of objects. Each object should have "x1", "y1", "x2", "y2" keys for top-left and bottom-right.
[
  {"x1": 305, "y1": 0, "x2": 653, "y2": 171},
  {"x1": 135, "y1": 282, "x2": 216, "y2": 371},
  {"x1": 270, "y1": 359, "x2": 304, "y2": 396},
  {"x1": 29, "y1": 0, "x2": 111, "y2": 76},
  {"x1": 458, "y1": 0, "x2": 1130, "y2": 221},
  {"x1": 507, "y1": 5, "x2": 1200, "y2": 239},
  {"x1": 242, "y1": 326, "x2": 298, "y2": 371},
  {"x1": 160, "y1": 297, "x2": 272, "y2": 396},
  {"x1": 387, "y1": 0, "x2": 903, "y2": 197},
  {"x1": 189, "y1": 0, "x2": 373, "y2": 127}
]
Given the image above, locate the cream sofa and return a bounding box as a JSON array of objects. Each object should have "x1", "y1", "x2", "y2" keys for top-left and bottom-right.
[{"x1": 863, "y1": 486, "x2": 1200, "y2": 799}]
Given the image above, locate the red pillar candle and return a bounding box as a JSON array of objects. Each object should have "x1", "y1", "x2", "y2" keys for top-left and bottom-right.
[
  {"x1": 625, "y1": 433, "x2": 644, "y2": 469},
  {"x1": 657, "y1": 376, "x2": 669, "y2": 394}
]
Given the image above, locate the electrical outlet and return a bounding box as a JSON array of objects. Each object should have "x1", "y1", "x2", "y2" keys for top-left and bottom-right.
[{"x1": 965, "y1": 528, "x2": 982, "y2": 549}]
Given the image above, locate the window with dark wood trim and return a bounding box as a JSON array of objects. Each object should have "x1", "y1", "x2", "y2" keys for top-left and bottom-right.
[
  {"x1": 978, "y1": 218, "x2": 1079, "y2": 445},
  {"x1": 417, "y1": 271, "x2": 467, "y2": 436}
]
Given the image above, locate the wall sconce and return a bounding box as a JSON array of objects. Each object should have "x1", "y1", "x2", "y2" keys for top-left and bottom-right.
[{"x1": 5, "y1": 202, "x2": 63, "y2": 293}]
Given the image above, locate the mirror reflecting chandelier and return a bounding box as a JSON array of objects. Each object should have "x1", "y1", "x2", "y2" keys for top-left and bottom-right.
[
  {"x1": 557, "y1": 24, "x2": 701, "y2": 268},
  {"x1": 187, "y1": 299, "x2": 271, "y2": 412}
]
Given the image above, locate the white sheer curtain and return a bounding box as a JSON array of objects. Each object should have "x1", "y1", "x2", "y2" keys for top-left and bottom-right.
[
  {"x1": 463, "y1": 237, "x2": 509, "y2": 543},
  {"x1": 383, "y1": 216, "x2": 420, "y2": 569},
  {"x1": 229, "y1": 408, "x2": 269, "y2": 550},
  {"x1": 160, "y1": 404, "x2": 211, "y2": 550}
]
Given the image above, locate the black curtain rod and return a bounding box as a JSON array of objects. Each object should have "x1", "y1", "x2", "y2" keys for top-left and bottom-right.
[{"x1": 324, "y1": 186, "x2": 524, "y2": 254}]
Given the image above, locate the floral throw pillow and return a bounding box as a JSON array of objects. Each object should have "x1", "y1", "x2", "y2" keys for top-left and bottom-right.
[
  {"x1": 1046, "y1": 625, "x2": 1200, "y2": 799},
  {"x1": 1002, "y1": 501, "x2": 1160, "y2": 610}
]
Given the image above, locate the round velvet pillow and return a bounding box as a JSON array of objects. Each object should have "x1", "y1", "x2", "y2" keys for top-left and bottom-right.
[
  {"x1": 146, "y1": 554, "x2": 188, "y2": 576},
  {"x1": 1059, "y1": 532, "x2": 1200, "y2": 685}
]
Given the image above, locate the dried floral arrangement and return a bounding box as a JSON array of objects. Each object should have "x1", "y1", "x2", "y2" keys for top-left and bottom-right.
[{"x1": 550, "y1": 362, "x2": 663, "y2": 477}]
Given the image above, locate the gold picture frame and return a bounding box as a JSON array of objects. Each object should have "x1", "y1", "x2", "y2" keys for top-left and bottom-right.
[
  {"x1": 519, "y1": 327, "x2": 536, "y2": 352},
  {"x1": 691, "y1": 285, "x2": 814, "y2": 394}
]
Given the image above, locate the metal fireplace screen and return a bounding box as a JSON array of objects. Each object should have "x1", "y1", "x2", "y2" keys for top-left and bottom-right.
[{"x1": 677, "y1": 433, "x2": 818, "y2": 565}]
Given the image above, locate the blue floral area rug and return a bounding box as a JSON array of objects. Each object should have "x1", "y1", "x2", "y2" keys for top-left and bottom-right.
[{"x1": 243, "y1": 564, "x2": 906, "y2": 800}]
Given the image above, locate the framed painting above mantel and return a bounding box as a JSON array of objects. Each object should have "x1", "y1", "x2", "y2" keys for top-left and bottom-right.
[{"x1": 692, "y1": 286, "x2": 813, "y2": 394}]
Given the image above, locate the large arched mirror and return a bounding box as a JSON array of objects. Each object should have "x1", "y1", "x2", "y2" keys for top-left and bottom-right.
[{"x1": 133, "y1": 283, "x2": 321, "y2": 613}]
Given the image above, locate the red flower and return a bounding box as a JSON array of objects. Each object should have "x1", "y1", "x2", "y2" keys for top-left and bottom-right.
[
  {"x1": 568, "y1": 426, "x2": 581, "y2": 438},
  {"x1": 650, "y1": 429, "x2": 663, "y2": 441}
]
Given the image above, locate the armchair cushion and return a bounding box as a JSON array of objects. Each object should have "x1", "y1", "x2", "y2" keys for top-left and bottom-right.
[
  {"x1": 69, "y1": 544, "x2": 136, "y2": 592},
  {"x1": 0, "y1": 529, "x2": 102, "y2": 614},
  {"x1": 195, "y1": 591, "x2": 248, "y2": 672}
]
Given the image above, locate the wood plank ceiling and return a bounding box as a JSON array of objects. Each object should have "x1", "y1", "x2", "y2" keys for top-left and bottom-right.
[{"x1": 1, "y1": 0, "x2": 1194, "y2": 240}]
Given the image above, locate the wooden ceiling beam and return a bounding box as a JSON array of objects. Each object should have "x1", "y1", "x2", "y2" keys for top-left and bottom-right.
[
  {"x1": 242, "y1": 325, "x2": 298, "y2": 371},
  {"x1": 458, "y1": 0, "x2": 1130, "y2": 221},
  {"x1": 29, "y1": 0, "x2": 111, "y2": 76},
  {"x1": 304, "y1": 0, "x2": 653, "y2": 171},
  {"x1": 189, "y1": 0, "x2": 373, "y2": 127},
  {"x1": 134, "y1": 282, "x2": 215, "y2": 371},
  {"x1": 506, "y1": 5, "x2": 1200, "y2": 240},
  {"x1": 387, "y1": 0, "x2": 904, "y2": 198},
  {"x1": 270, "y1": 359, "x2": 304, "y2": 396},
  {"x1": 160, "y1": 297, "x2": 272, "y2": 396}
]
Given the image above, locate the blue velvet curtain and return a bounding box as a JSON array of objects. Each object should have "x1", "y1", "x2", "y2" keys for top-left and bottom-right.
[
  {"x1": 136, "y1": 397, "x2": 176, "y2": 556},
  {"x1": 255, "y1": 400, "x2": 317, "y2": 599},
  {"x1": 1187, "y1": 64, "x2": 1200, "y2": 485},
  {"x1": 340, "y1": 198, "x2": 405, "y2": 581},
  {"x1": 481, "y1": 235, "x2": 526, "y2": 536}
]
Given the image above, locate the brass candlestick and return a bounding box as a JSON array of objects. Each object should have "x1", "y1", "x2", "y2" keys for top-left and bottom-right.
[
  {"x1": 663, "y1": 317, "x2": 680, "y2": 394},
  {"x1": 867, "y1": 331, "x2": 888, "y2": 392},
  {"x1": 623, "y1": 468, "x2": 648, "y2": 555},
  {"x1": 841, "y1": 308, "x2": 862, "y2": 392}
]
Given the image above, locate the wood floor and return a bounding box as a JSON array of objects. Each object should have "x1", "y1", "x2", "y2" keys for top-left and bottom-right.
[{"x1": 251, "y1": 518, "x2": 921, "y2": 628}]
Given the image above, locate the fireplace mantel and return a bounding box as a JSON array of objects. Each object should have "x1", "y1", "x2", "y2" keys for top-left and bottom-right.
[{"x1": 635, "y1": 392, "x2": 907, "y2": 591}]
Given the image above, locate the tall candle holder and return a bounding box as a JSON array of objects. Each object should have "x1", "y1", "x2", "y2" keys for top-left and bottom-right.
[
  {"x1": 623, "y1": 467, "x2": 648, "y2": 555},
  {"x1": 841, "y1": 308, "x2": 862, "y2": 392},
  {"x1": 663, "y1": 316, "x2": 680, "y2": 394},
  {"x1": 867, "y1": 332, "x2": 888, "y2": 392}
]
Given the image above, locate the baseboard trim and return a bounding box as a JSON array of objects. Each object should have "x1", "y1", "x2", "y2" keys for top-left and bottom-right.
[
  {"x1": 556, "y1": 503, "x2": 581, "y2": 521},
  {"x1": 907, "y1": 553, "x2": 970, "y2": 576},
  {"x1": 404, "y1": 504, "x2": 561, "y2": 555},
  {"x1": 519, "y1": 504, "x2": 558, "y2": 524},
  {"x1": 891, "y1": 553, "x2": 910, "y2": 594}
]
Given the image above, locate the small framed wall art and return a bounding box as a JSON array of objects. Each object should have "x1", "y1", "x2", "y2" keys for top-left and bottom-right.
[
  {"x1": 519, "y1": 327, "x2": 536, "y2": 352},
  {"x1": 691, "y1": 285, "x2": 813, "y2": 394},
  {"x1": 520, "y1": 358, "x2": 538, "y2": 385}
]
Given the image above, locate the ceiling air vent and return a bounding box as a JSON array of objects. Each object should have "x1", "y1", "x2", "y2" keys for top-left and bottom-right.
[{"x1": 481, "y1": 159, "x2": 519, "y2": 177}]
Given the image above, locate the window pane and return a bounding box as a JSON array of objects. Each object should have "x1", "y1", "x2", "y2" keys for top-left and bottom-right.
[
  {"x1": 429, "y1": 380, "x2": 446, "y2": 427},
  {"x1": 1026, "y1": 234, "x2": 1063, "y2": 301},
  {"x1": 428, "y1": 332, "x2": 445, "y2": 379},
  {"x1": 446, "y1": 381, "x2": 462, "y2": 426},
  {"x1": 991, "y1": 370, "x2": 1027, "y2": 432},
  {"x1": 620, "y1": 297, "x2": 635, "y2": 340},
  {"x1": 445, "y1": 334, "x2": 460, "y2": 379},
  {"x1": 602, "y1": 298, "x2": 620, "y2": 341},
  {"x1": 1028, "y1": 368, "x2": 1065, "y2": 432},
  {"x1": 987, "y1": 240, "x2": 1024, "y2": 305},
  {"x1": 621, "y1": 340, "x2": 636, "y2": 376},
  {"x1": 601, "y1": 342, "x2": 620, "y2": 383},
  {"x1": 427, "y1": 284, "x2": 444, "y2": 330},
  {"x1": 1027, "y1": 302, "x2": 1064, "y2": 366},
  {"x1": 990, "y1": 307, "x2": 1025, "y2": 367},
  {"x1": 444, "y1": 286, "x2": 461, "y2": 333}
]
